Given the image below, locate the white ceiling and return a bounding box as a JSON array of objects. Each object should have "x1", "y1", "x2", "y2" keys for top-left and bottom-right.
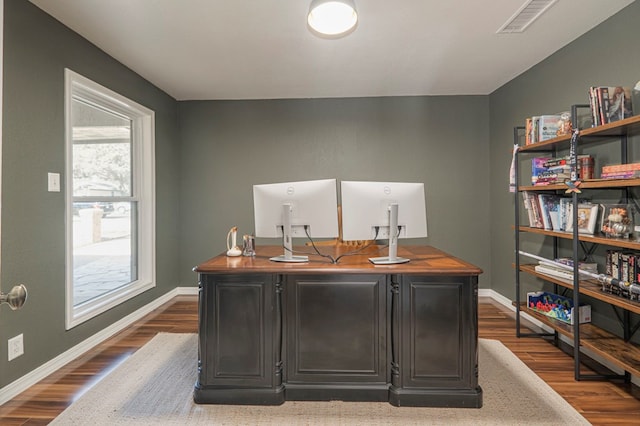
[{"x1": 29, "y1": 0, "x2": 635, "y2": 101}]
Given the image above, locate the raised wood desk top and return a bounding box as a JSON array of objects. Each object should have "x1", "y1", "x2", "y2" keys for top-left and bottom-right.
[{"x1": 195, "y1": 245, "x2": 482, "y2": 276}]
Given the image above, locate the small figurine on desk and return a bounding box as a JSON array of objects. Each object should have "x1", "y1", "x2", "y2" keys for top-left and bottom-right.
[
  {"x1": 242, "y1": 234, "x2": 255, "y2": 256},
  {"x1": 226, "y1": 226, "x2": 242, "y2": 257}
]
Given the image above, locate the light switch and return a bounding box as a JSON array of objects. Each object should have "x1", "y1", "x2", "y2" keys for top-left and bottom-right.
[{"x1": 48, "y1": 173, "x2": 61, "y2": 192}]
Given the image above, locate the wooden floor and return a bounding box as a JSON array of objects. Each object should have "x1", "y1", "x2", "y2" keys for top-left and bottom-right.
[{"x1": 1, "y1": 295, "x2": 639, "y2": 425}]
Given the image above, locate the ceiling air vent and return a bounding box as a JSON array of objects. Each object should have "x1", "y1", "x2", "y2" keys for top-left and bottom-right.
[{"x1": 497, "y1": 0, "x2": 558, "y2": 33}]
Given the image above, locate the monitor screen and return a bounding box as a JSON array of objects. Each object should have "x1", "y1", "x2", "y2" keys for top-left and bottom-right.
[
  {"x1": 340, "y1": 181, "x2": 427, "y2": 264},
  {"x1": 253, "y1": 178, "x2": 339, "y2": 238}
]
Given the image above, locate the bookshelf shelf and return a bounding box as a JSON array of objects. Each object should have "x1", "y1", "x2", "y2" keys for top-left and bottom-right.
[
  {"x1": 518, "y1": 303, "x2": 640, "y2": 378},
  {"x1": 519, "y1": 263, "x2": 640, "y2": 315},
  {"x1": 519, "y1": 115, "x2": 640, "y2": 153},
  {"x1": 514, "y1": 106, "x2": 640, "y2": 383},
  {"x1": 517, "y1": 226, "x2": 640, "y2": 250},
  {"x1": 519, "y1": 178, "x2": 640, "y2": 191}
]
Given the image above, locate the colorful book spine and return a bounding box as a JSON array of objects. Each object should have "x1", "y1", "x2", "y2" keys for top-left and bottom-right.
[
  {"x1": 600, "y1": 170, "x2": 640, "y2": 179},
  {"x1": 602, "y1": 162, "x2": 640, "y2": 173}
]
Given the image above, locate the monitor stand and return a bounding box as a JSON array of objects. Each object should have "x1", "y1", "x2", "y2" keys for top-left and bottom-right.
[
  {"x1": 369, "y1": 203, "x2": 410, "y2": 265},
  {"x1": 270, "y1": 203, "x2": 309, "y2": 263}
]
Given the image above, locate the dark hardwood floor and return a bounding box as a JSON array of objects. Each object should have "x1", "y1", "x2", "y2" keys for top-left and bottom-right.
[{"x1": 1, "y1": 295, "x2": 639, "y2": 425}]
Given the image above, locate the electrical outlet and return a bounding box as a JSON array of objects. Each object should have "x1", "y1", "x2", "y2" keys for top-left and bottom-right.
[{"x1": 8, "y1": 334, "x2": 24, "y2": 361}]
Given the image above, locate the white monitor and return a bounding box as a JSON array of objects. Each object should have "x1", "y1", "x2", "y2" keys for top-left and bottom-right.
[
  {"x1": 253, "y1": 178, "x2": 339, "y2": 262},
  {"x1": 340, "y1": 181, "x2": 427, "y2": 264}
]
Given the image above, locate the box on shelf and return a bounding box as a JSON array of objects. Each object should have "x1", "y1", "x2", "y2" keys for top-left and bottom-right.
[{"x1": 527, "y1": 291, "x2": 591, "y2": 325}]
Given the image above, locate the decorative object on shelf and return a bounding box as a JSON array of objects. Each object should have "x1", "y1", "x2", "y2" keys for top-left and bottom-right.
[
  {"x1": 509, "y1": 144, "x2": 519, "y2": 193},
  {"x1": 600, "y1": 204, "x2": 634, "y2": 238},
  {"x1": 226, "y1": 226, "x2": 242, "y2": 257},
  {"x1": 0, "y1": 284, "x2": 28, "y2": 310},
  {"x1": 242, "y1": 234, "x2": 256, "y2": 256},
  {"x1": 556, "y1": 111, "x2": 573, "y2": 136},
  {"x1": 566, "y1": 203, "x2": 598, "y2": 234},
  {"x1": 564, "y1": 129, "x2": 581, "y2": 194}
]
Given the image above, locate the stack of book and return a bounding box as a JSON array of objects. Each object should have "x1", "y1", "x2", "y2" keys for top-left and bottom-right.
[
  {"x1": 600, "y1": 162, "x2": 640, "y2": 179},
  {"x1": 531, "y1": 155, "x2": 591, "y2": 185},
  {"x1": 534, "y1": 258, "x2": 598, "y2": 281},
  {"x1": 588, "y1": 86, "x2": 634, "y2": 126}
]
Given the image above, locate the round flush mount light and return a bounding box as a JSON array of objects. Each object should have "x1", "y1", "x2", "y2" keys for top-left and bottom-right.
[{"x1": 307, "y1": 0, "x2": 358, "y2": 38}]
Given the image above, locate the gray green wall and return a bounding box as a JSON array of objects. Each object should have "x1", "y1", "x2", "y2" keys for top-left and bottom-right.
[
  {"x1": 489, "y1": 2, "x2": 640, "y2": 332},
  {"x1": 0, "y1": 1, "x2": 180, "y2": 387},
  {"x1": 177, "y1": 97, "x2": 491, "y2": 288},
  {"x1": 2, "y1": 0, "x2": 638, "y2": 395}
]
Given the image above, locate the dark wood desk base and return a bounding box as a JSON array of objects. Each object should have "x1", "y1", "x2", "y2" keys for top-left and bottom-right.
[{"x1": 194, "y1": 246, "x2": 483, "y2": 408}]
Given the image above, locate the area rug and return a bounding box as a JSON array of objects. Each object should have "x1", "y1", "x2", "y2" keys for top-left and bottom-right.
[{"x1": 50, "y1": 333, "x2": 590, "y2": 425}]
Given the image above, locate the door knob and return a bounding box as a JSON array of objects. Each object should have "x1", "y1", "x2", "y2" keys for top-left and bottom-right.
[{"x1": 0, "y1": 284, "x2": 28, "y2": 310}]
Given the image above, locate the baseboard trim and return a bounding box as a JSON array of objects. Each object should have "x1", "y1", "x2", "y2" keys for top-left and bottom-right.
[{"x1": 0, "y1": 286, "x2": 198, "y2": 405}]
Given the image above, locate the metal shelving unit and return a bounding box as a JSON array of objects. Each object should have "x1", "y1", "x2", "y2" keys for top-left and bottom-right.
[{"x1": 514, "y1": 111, "x2": 640, "y2": 382}]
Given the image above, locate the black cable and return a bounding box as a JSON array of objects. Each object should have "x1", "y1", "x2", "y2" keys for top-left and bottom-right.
[
  {"x1": 303, "y1": 226, "x2": 337, "y2": 263},
  {"x1": 276, "y1": 225, "x2": 335, "y2": 262}
]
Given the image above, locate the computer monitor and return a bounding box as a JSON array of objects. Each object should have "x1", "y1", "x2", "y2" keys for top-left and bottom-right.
[
  {"x1": 340, "y1": 181, "x2": 427, "y2": 264},
  {"x1": 253, "y1": 178, "x2": 339, "y2": 262}
]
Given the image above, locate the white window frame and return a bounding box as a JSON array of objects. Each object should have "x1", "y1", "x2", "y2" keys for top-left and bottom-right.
[{"x1": 64, "y1": 69, "x2": 156, "y2": 329}]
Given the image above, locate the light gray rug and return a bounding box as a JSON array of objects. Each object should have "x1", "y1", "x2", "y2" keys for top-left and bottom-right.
[{"x1": 51, "y1": 333, "x2": 590, "y2": 425}]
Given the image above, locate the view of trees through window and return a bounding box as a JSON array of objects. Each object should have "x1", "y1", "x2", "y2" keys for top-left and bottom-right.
[{"x1": 71, "y1": 98, "x2": 136, "y2": 307}]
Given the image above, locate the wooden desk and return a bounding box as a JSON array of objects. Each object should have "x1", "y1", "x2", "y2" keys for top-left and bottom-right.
[{"x1": 193, "y1": 245, "x2": 483, "y2": 407}]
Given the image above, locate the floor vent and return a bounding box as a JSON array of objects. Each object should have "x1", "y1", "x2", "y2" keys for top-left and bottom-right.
[{"x1": 497, "y1": 0, "x2": 558, "y2": 33}]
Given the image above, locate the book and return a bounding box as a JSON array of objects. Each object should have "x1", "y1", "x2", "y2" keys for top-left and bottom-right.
[
  {"x1": 600, "y1": 170, "x2": 640, "y2": 179},
  {"x1": 601, "y1": 162, "x2": 640, "y2": 173},
  {"x1": 544, "y1": 158, "x2": 567, "y2": 167},
  {"x1": 525, "y1": 117, "x2": 533, "y2": 145},
  {"x1": 588, "y1": 86, "x2": 600, "y2": 126},
  {"x1": 559, "y1": 197, "x2": 572, "y2": 231},
  {"x1": 553, "y1": 258, "x2": 598, "y2": 273},
  {"x1": 607, "y1": 86, "x2": 633, "y2": 122},
  {"x1": 531, "y1": 157, "x2": 551, "y2": 184},
  {"x1": 534, "y1": 258, "x2": 598, "y2": 282},
  {"x1": 522, "y1": 191, "x2": 544, "y2": 228},
  {"x1": 535, "y1": 171, "x2": 571, "y2": 185},
  {"x1": 596, "y1": 86, "x2": 610, "y2": 125},
  {"x1": 537, "y1": 194, "x2": 556, "y2": 230},
  {"x1": 537, "y1": 115, "x2": 562, "y2": 141},
  {"x1": 534, "y1": 264, "x2": 574, "y2": 281},
  {"x1": 588, "y1": 86, "x2": 634, "y2": 125}
]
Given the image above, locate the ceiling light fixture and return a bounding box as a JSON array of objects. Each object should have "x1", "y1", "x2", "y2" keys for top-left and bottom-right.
[{"x1": 307, "y1": 0, "x2": 358, "y2": 38}]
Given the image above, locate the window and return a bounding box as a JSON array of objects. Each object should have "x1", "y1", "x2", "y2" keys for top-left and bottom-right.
[{"x1": 65, "y1": 69, "x2": 155, "y2": 329}]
